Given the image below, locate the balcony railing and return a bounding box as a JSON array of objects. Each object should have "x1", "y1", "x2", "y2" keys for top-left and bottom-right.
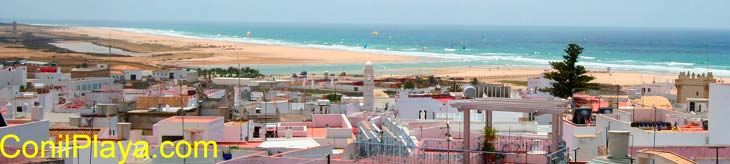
[{"x1": 354, "y1": 137, "x2": 568, "y2": 164}]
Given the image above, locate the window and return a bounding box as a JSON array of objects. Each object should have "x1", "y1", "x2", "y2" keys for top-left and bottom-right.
[
  {"x1": 696, "y1": 92, "x2": 699, "y2": 96},
  {"x1": 161, "y1": 136, "x2": 184, "y2": 142},
  {"x1": 647, "y1": 88, "x2": 651, "y2": 92},
  {"x1": 689, "y1": 102, "x2": 696, "y2": 112},
  {"x1": 698, "y1": 104, "x2": 702, "y2": 112}
]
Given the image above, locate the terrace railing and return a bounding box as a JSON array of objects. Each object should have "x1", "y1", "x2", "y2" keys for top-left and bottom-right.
[{"x1": 355, "y1": 137, "x2": 569, "y2": 164}]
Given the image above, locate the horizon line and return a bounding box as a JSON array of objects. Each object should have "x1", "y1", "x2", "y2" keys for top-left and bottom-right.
[{"x1": 2, "y1": 17, "x2": 729, "y2": 31}]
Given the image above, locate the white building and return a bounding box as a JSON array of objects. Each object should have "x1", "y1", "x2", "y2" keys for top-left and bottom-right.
[
  {"x1": 66, "y1": 77, "x2": 115, "y2": 96},
  {"x1": 685, "y1": 98, "x2": 708, "y2": 113},
  {"x1": 0, "y1": 65, "x2": 27, "y2": 89},
  {"x1": 152, "y1": 116, "x2": 224, "y2": 145},
  {"x1": 709, "y1": 83, "x2": 729, "y2": 145},
  {"x1": 5, "y1": 92, "x2": 55, "y2": 119},
  {"x1": 557, "y1": 82, "x2": 730, "y2": 162},
  {"x1": 152, "y1": 68, "x2": 198, "y2": 82},
  {"x1": 212, "y1": 77, "x2": 288, "y2": 88},
  {"x1": 526, "y1": 74, "x2": 554, "y2": 97},
  {"x1": 363, "y1": 61, "x2": 375, "y2": 112},
  {"x1": 33, "y1": 68, "x2": 68, "y2": 87},
  {"x1": 626, "y1": 80, "x2": 676, "y2": 103},
  {"x1": 0, "y1": 118, "x2": 50, "y2": 147},
  {"x1": 394, "y1": 89, "x2": 457, "y2": 120},
  {"x1": 0, "y1": 86, "x2": 19, "y2": 109},
  {"x1": 122, "y1": 69, "x2": 144, "y2": 81}
]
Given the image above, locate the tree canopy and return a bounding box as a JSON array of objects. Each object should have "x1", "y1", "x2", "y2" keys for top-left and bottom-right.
[
  {"x1": 470, "y1": 77, "x2": 479, "y2": 86},
  {"x1": 199, "y1": 67, "x2": 264, "y2": 78},
  {"x1": 403, "y1": 80, "x2": 416, "y2": 89},
  {"x1": 542, "y1": 44, "x2": 598, "y2": 98},
  {"x1": 326, "y1": 93, "x2": 342, "y2": 103}
]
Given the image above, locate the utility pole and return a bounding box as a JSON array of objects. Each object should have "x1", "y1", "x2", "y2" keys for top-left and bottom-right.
[
  {"x1": 612, "y1": 84, "x2": 616, "y2": 109},
  {"x1": 708, "y1": 147, "x2": 726, "y2": 164},
  {"x1": 653, "y1": 106, "x2": 657, "y2": 150}
]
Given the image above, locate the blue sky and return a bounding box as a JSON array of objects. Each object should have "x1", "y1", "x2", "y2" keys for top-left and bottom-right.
[{"x1": 2, "y1": 0, "x2": 729, "y2": 28}]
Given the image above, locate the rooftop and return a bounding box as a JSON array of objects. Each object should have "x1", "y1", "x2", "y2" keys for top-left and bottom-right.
[
  {"x1": 685, "y1": 98, "x2": 709, "y2": 101},
  {"x1": 159, "y1": 116, "x2": 222, "y2": 123},
  {"x1": 71, "y1": 67, "x2": 107, "y2": 72},
  {"x1": 631, "y1": 96, "x2": 673, "y2": 109},
  {"x1": 258, "y1": 138, "x2": 320, "y2": 149},
  {"x1": 49, "y1": 128, "x2": 101, "y2": 141},
  {"x1": 637, "y1": 149, "x2": 697, "y2": 164},
  {"x1": 450, "y1": 97, "x2": 570, "y2": 114},
  {"x1": 135, "y1": 96, "x2": 190, "y2": 109}
]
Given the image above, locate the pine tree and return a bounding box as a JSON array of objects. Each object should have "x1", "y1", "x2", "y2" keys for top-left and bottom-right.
[{"x1": 542, "y1": 44, "x2": 598, "y2": 98}]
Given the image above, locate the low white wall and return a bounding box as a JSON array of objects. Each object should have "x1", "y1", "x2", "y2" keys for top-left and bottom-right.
[
  {"x1": 326, "y1": 128, "x2": 354, "y2": 138},
  {"x1": 223, "y1": 125, "x2": 249, "y2": 142},
  {"x1": 562, "y1": 120, "x2": 597, "y2": 153},
  {"x1": 596, "y1": 114, "x2": 708, "y2": 147},
  {"x1": 314, "y1": 138, "x2": 351, "y2": 149},
  {"x1": 280, "y1": 145, "x2": 333, "y2": 159},
  {"x1": 493, "y1": 121, "x2": 539, "y2": 133},
  {"x1": 0, "y1": 120, "x2": 50, "y2": 147}
]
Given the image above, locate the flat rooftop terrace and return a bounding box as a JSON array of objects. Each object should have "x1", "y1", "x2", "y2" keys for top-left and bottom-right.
[{"x1": 159, "y1": 116, "x2": 223, "y2": 123}]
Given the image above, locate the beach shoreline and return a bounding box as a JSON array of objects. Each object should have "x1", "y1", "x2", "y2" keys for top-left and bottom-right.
[
  {"x1": 44, "y1": 26, "x2": 425, "y2": 66},
  {"x1": 0, "y1": 24, "x2": 721, "y2": 86}
]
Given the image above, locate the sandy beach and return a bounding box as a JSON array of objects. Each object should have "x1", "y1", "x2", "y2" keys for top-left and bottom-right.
[
  {"x1": 46, "y1": 27, "x2": 421, "y2": 66},
  {"x1": 0, "y1": 24, "x2": 714, "y2": 86},
  {"x1": 397, "y1": 66, "x2": 682, "y2": 86}
]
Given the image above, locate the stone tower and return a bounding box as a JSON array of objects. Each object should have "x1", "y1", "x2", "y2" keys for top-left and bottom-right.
[
  {"x1": 363, "y1": 61, "x2": 374, "y2": 112},
  {"x1": 675, "y1": 72, "x2": 715, "y2": 103},
  {"x1": 11, "y1": 21, "x2": 17, "y2": 36}
]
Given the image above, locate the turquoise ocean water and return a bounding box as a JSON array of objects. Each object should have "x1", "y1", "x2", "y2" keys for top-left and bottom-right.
[{"x1": 8, "y1": 19, "x2": 730, "y2": 76}]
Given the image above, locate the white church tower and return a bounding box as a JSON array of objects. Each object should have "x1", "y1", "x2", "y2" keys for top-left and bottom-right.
[{"x1": 363, "y1": 61, "x2": 375, "y2": 112}]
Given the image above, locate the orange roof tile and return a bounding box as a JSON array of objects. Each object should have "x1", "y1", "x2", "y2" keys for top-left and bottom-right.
[
  {"x1": 49, "y1": 129, "x2": 100, "y2": 142},
  {"x1": 135, "y1": 96, "x2": 189, "y2": 109}
]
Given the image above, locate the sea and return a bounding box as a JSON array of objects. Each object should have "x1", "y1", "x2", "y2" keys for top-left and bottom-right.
[{"x1": 7, "y1": 19, "x2": 730, "y2": 76}]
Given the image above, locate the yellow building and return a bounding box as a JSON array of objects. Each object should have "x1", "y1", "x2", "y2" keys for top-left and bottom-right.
[{"x1": 675, "y1": 72, "x2": 715, "y2": 104}]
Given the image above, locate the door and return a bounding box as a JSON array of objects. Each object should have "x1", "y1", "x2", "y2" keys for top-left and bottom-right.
[{"x1": 253, "y1": 126, "x2": 261, "y2": 138}]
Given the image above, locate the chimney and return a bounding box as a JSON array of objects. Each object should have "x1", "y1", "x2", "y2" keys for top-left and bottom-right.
[
  {"x1": 6, "y1": 103, "x2": 14, "y2": 119},
  {"x1": 117, "y1": 123, "x2": 131, "y2": 140},
  {"x1": 31, "y1": 106, "x2": 44, "y2": 121},
  {"x1": 607, "y1": 131, "x2": 630, "y2": 159},
  {"x1": 22, "y1": 103, "x2": 29, "y2": 115},
  {"x1": 69, "y1": 116, "x2": 82, "y2": 127},
  {"x1": 286, "y1": 127, "x2": 293, "y2": 139}
]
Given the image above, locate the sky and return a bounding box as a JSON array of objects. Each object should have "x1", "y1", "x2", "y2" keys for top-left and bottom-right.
[{"x1": 1, "y1": 0, "x2": 729, "y2": 29}]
